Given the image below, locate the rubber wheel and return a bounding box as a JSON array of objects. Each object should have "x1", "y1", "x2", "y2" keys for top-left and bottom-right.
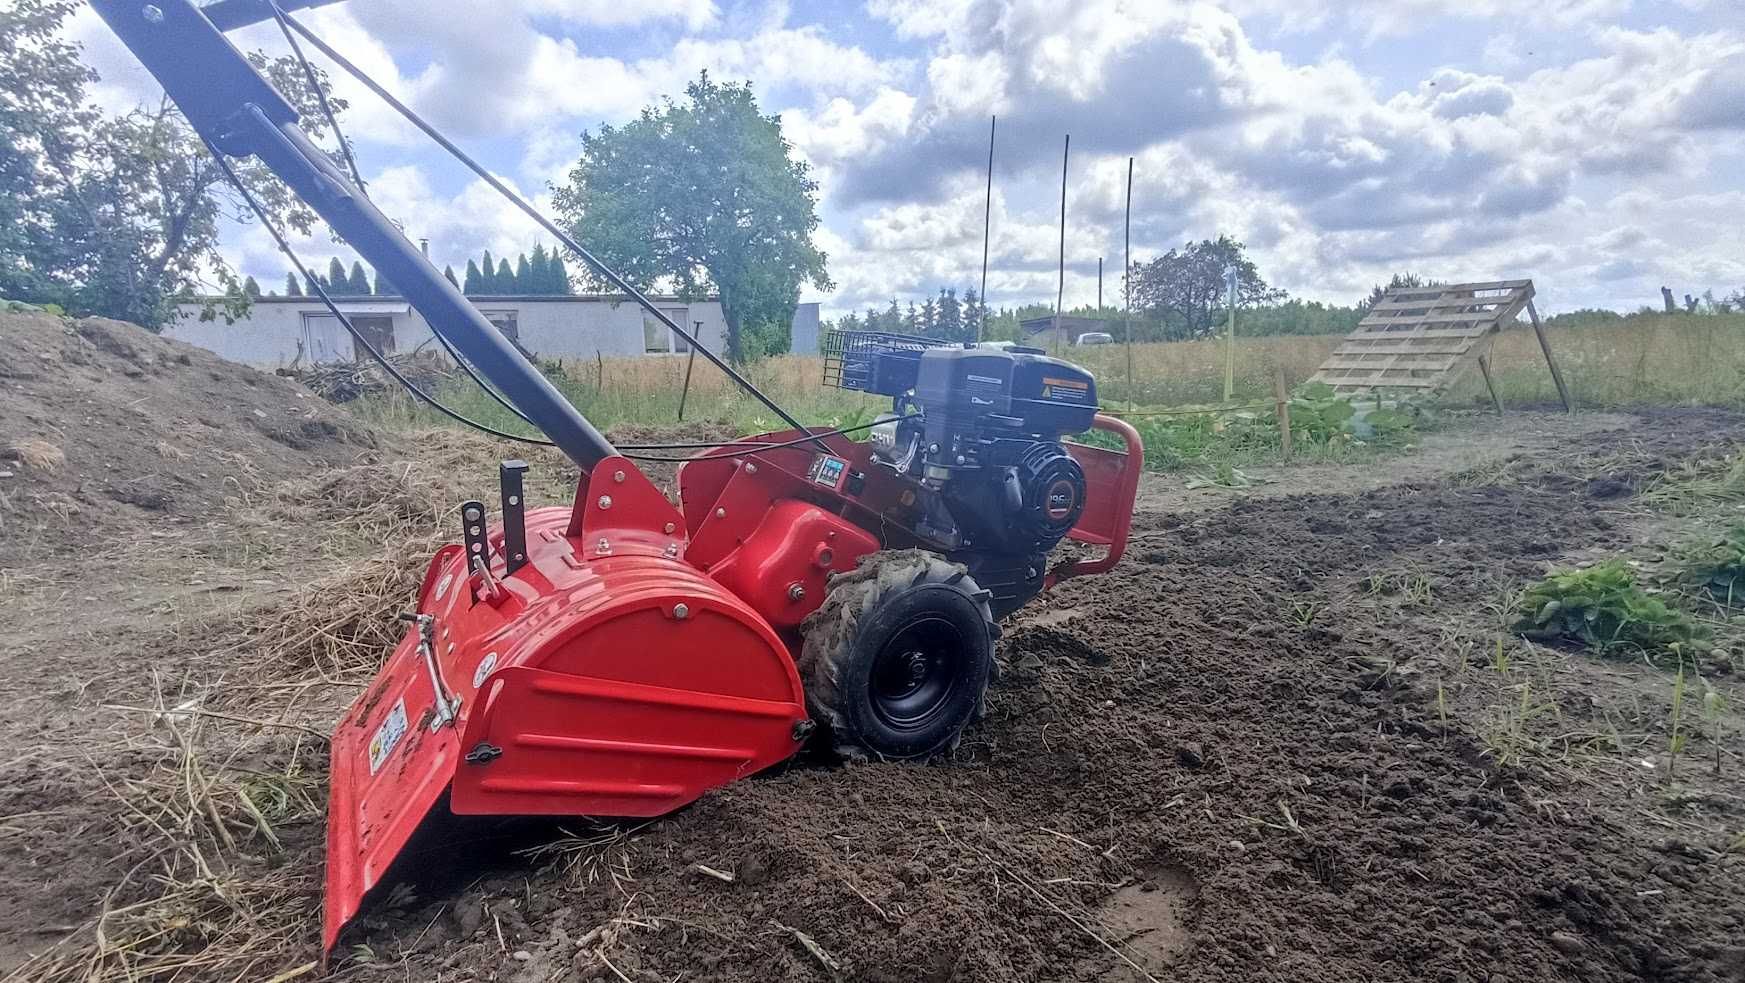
[{"x1": 800, "y1": 550, "x2": 996, "y2": 761}]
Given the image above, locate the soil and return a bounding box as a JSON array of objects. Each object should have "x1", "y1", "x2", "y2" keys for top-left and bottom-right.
[
  {"x1": 0, "y1": 312, "x2": 380, "y2": 558},
  {"x1": 1, "y1": 322, "x2": 1742, "y2": 983}
]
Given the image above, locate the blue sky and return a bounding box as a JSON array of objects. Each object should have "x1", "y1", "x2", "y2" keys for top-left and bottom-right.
[{"x1": 69, "y1": 0, "x2": 1745, "y2": 315}]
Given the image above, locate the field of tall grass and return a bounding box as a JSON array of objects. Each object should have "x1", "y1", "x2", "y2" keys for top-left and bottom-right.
[{"x1": 353, "y1": 313, "x2": 1745, "y2": 472}]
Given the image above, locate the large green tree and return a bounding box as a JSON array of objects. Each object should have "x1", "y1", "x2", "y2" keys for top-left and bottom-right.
[
  {"x1": 0, "y1": 0, "x2": 351, "y2": 328},
  {"x1": 1129, "y1": 236, "x2": 1286, "y2": 341},
  {"x1": 554, "y1": 72, "x2": 831, "y2": 361}
]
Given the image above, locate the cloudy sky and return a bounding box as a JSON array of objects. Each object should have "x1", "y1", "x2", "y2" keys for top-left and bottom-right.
[{"x1": 68, "y1": 0, "x2": 1745, "y2": 315}]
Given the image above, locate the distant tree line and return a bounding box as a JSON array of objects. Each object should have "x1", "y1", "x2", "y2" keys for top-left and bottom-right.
[
  {"x1": 829, "y1": 287, "x2": 990, "y2": 343},
  {"x1": 267, "y1": 245, "x2": 576, "y2": 300},
  {"x1": 824, "y1": 242, "x2": 1745, "y2": 348},
  {"x1": 459, "y1": 244, "x2": 572, "y2": 296}
]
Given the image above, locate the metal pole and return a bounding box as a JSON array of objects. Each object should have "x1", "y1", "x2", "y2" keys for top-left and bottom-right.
[
  {"x1": 677, "y1": 321, "x2": 701, "y2": 421},
  {"x1": 1056, "y1": 134, "x2": 1069, "y2": 354},
  {"x1": 979, "y1": 115, "x2": 995, "y2": 343},
  {"x1": 1097, "y1": 257, "x2": 1103, "y2": 312},
  {"x1": 1124, "y1": 157, "x2": 1133, "y2": 412}
]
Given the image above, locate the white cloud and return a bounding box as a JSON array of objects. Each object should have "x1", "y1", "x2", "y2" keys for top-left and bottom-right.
[{"x1": 523, "y1": 0, "x2": 719, "y2": 30}]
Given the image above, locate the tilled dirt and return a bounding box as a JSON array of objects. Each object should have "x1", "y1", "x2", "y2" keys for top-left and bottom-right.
[{"x1": 333, "y1": 410, "x2": 1744, "y2": 983}]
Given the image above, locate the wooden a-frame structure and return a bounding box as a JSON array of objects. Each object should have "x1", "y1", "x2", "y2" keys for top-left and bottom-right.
[{"x1": 1309, "y1": 279, "x2": 1571, "y2": 412}]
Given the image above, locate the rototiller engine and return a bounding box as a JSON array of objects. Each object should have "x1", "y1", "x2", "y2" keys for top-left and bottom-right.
[{"x1": 93, "y1": 0, "x2": 1142, "y2": 959}]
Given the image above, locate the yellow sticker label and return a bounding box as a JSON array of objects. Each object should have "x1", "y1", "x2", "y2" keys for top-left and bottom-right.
[{"x1": 1042, "y1": 376, "x2": 1088, "y2": 390}]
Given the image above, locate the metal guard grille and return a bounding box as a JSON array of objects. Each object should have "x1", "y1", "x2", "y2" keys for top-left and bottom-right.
[{"x1": 820, "y1": 329, "x2": 954, "y2": 391}]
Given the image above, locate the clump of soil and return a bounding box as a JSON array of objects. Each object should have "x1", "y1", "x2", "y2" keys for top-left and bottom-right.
[{"x1": 0, "y1": 312, "x2": 379, "y2": 558}]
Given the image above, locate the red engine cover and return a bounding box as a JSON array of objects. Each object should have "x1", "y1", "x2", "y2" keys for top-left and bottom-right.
[{"x1": 706, "y1": 498, "x2": 879, "y2": 632}]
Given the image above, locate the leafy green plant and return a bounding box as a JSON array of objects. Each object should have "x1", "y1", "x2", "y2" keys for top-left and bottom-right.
[
  {"x1": 1677, "y1": 523, "x2": 1745, "y2": 605},
  {"x1": 1288, "y1": 382, "x2": 1356, "y2": 442},
  {"x1": 1513, "y1": 561, "x2": 1704, "y2": 658}
]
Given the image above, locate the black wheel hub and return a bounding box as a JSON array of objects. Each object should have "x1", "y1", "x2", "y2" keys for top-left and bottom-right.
[{"x1": 869, "y1": 615, "x2": 964, "y2": 733}]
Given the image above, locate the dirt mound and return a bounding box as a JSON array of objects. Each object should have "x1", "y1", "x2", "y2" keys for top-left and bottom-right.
[{"x1": 0, "y1": 312, "x2": 380, "y2": 559}]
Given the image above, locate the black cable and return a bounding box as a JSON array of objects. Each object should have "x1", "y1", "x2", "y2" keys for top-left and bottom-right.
[
  {"x1": 280, "y1": 13, "x2": 830, "y2": 453},
  {"x1": 618, "y1": 419, "x2": 883, "y2": 461},
  {"x1": 268, "y1": 1, "x2": 364, "y2": 191},
  {"x1": 207, "y1": 139, "x2": 557, "y2": 448}
]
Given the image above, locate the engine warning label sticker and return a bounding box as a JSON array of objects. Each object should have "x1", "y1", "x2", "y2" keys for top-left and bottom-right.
[
  {"x1": 368, "y1": 698, "x2": 408, "y2": 776},
  {"x1": 1041, "y1": 376, "x2": 1089, "y2": 401}
]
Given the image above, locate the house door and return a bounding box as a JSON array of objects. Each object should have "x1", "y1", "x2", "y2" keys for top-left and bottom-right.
[
  {"x1": 348, "y1": 316, "x2": 395, "y2": 360},
  {"x1": 301, "y1": 314, "x2": 395, "y2": 363}
]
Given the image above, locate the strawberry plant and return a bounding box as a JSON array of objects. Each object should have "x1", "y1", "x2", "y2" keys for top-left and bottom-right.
[
  {"x1": 1513, "y1": 560, "x2": 1703, "y2": 658},
  {"x1": 1678, "y1": 523, "x2": 1745, "y2": 605}
]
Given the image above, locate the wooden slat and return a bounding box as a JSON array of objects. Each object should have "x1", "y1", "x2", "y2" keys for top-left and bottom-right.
[
  {"x1": 1313, "y1": 375, "x2": 1443, "y2": 389},
  {"x1": 1357, "y1": 311, "x2": 1509, "y2": 329},
  {"x1": 1332, "y1": 342, "x2": 1485, "y2": 357},
  {"x1": 1337, "y1": 335, "x2": 1486, "y2": 349},
  {"x1": 1319, "y1": 356, "x2": 1460, "y2": 372},
  {"x1": 1341, "y1": 329, "x2": 1496, "y2": 345},
  {"x1": 1366, "y1": 296, "x2": 1516, "y2": 316},
  {"x1": 1369, "y1": 279, "x2": 1530, "y2": 297}
]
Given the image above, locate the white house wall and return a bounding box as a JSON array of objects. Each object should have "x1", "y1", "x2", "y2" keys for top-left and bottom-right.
[{"x1": 165, "y1": 296, "x2": 756, "y2": 367}]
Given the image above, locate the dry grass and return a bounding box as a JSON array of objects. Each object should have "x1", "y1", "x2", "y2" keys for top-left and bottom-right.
[
  {"x1": 7, "y1": 430, "x2": 556, "y2": 983},
  {"x1": 6, "y1": 438, "x2": 67, "y2": 474},
  {"x1": 11, "y1": 670, "x2": 327, "y2": 983}
]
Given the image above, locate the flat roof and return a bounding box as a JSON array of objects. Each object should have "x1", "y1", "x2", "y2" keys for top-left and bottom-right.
[{"x1": 179, "y1": 293, "x2": 722, "y2": 304}]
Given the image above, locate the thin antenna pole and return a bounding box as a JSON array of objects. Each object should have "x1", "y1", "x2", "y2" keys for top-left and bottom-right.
[
  {"x1": 1056, "y1": 133, "x2": 1069, "y2": 352},
  {"x1": 1124, "y1": 156, "x2": 1134, "y2": 412},
  {"x1": 1097, "y1": 257, "x2": 1103, "y2": 311},
  {"x1": 979, "y1": 115, "x2": 995, "y2": 343}
]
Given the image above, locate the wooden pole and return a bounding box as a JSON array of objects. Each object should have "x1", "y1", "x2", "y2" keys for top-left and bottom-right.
[
  {"x1": 978, "y1": 115, "x2": 995, "y2": 343},
  {"x1": 677, "y1": 324, "x2": 700, "y2": 421},
  {"x1": 1274, "y1": 366, "x2": 1292, "y2": 460},
  {"x1": 1123, "y1": 157, "x2": 1133, "y2": 412},
  {"x1": 1097, "y1": 257, "x2": 1103, "y2": 312},
  {"x1": 1525, "y1": 299, "x2": 1573, "y2": 412},
  {"x1": 1223, "y1": 269, "x2": 1236, "y2": 402},
  {"x1": 1476, "y1": 351, "x2": 1504, "y2": 416}
]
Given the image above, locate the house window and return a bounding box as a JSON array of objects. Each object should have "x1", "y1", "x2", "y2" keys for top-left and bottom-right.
[
  {"x1": 480, "y1": 310, "x2": 519, "y2": 341},
  {"x1": 643, "y1": 307, "x2": 690, "y2": 353}
]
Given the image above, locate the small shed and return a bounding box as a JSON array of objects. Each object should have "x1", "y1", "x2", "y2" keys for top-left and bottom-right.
[{"x1": 1019, "y1": 314, "x2": 1112, "y2": 349}]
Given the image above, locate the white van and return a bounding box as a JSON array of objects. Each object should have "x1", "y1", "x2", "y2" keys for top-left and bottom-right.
[{"x1": 1075, "y1": 331, "x2": 1114, "y2": 346}]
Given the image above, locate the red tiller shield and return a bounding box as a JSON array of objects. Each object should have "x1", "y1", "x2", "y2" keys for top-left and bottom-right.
[{"x1": 322, "y1": 459, "x2": 808, "y2": 958}]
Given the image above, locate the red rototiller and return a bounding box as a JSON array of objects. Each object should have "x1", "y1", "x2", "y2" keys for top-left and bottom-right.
[{"x1": 92, "y1": 0, "x2": 1142, "y2": 959}]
